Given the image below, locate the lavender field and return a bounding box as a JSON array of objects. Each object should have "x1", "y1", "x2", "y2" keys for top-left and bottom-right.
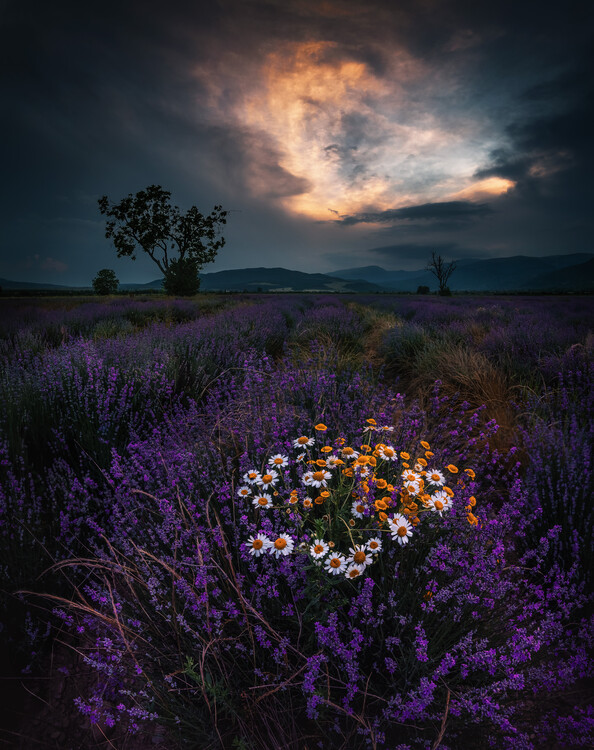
[{"x1": 1, "y1": 293, "x2": 593, "y2": 750}]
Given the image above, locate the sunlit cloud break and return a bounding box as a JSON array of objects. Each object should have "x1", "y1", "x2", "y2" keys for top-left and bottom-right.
[{"x1": 195, "y1": 39, "x2": 514, "y2": 221}]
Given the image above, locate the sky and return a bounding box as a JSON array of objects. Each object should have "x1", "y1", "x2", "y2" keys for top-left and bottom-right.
[{"x1": 1, "y1": 0, "x2": 593, "y2": 285}]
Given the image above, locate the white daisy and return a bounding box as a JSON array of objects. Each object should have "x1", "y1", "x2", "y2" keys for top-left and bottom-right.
[
  {"x1": 310, "y1": 539, "x2": 329, "y2": 559},
  {"x1": 296, "y1": 452, "x2": 306, "y2": 462},
  {"x1": 324, "y1": 553, "x2": 346, "y2": 575},
  {"x1": 252, "y1": 493, "x2": 273, "y2": 509},
  {"x1": 428, "y1": 490, "x2": 451, "y2": 516},
  {"x1": 243, "y1": 470, "x2": 261, "y2": 485},
  {"x1": 367, "y1": 537, "x2": 383, "y2": 553},
  {"x1": 269, "y1": 533, "x2": 294, "y2": 557},
  {"x1": 403, "y1": 479, "x2": 423, "y2": 496},
  {"x1": 345, "y1": 563, "x2": 365, "y2": 579},
  {"x1": 380, "y1": 425, "x2": 395, "y2": 432},
  {"x1": 351, "y1": 500, "x2": 367, "y2": 519},
  {"x1": 377, "y1": 444, "x2": 398, "y2": 461},
  {"x1": 237, "y1": 485, "x2": 251, "y2": 499},
  {"x1": 256, "y1": 469, "x2": 279, "y2": 489},
  {"x1": 246, "y1": 534, "x2": 271, "y2": 557},
  {"x1": 302, "y1": 469, "x2": 332, "y2": 488},
  {"x1": 388, "y1": 514, "x2": 413, "y2": 545},
  {"x1": 347, "y1": 545, "x2": 373, "y2": 568},
  {"x1": 401, "y1": 470, "x2": 423, "y2": 484},
  {"x1": 340, "y1": 446, "x2": 359, "y2": 460},
  {"x1": 293, "y1": 436, "x2": 314, "y2": 449},
  {"x1": 325, "y1": 456, "x2": 343, "y2": 468},
  {"x1": 268, "y1": 454, "x2": 289, "y2": 468},
  {"x1": 426, "y1": 469, "x2": 446, "y2": 486}
]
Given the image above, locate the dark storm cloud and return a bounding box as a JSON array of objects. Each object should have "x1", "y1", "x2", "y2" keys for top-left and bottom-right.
[
  {"x1": 0, "y1": 0, "x2": 592, "y2": 282},
  {"x1": 336, "y1": 201, "x2": 492, "y2": 226},
  {"x1": 367, "y1": 242, "x2": 460, "y2": 262}
]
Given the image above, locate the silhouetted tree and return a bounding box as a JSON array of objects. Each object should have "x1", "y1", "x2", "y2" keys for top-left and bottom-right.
[
  {"x1": 416, "y1": 285, "x2": 430, "y2": 295},
  {"x1": 92, "y1": 268, "x2": 119, "y2": 295},
  {"x1": 426, "y1": 252, "x2": 456, "y2": 295},
  {"x1": 98, "y1": 185, "x2": 227, "y2": 296},
  {"x1": 163, "y1": 258, "x2": 200, "y2": 296}
]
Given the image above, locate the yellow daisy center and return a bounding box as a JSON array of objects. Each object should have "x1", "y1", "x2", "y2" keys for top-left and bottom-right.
[
  {"x1": 353, "y1": 550, "x2": 366, "y2": 564},
  {"x1": 297, "y1": 437, "x2": 309, "y2": 445},
  {"x1": 312, "y1": 471, "x2": 326, "y2": 481},
  {"x1": 257, "y1": 497, "x2": 269, "y2": 506},
  {"x1": 369, "y1": 541, "x2": 379, "y2": 550},
  {"x1": 274, "y1": 538, "x2": 287, "y2": 550},
  {"x1": 356, "y1": 504, "x2": 365, "y2": 514},
  {"x1": 397, "y1": 526, "x2": 408, "y2": 537},
  {"x1": 349, "y1": 569, "x2": 360, "y2": 578},
  {"x1": 252, "y1": 539, "x2": 263, "y2": 550},
  {"x1": 383, "y1": 448, "x2": 395, "y2": 457},
  {"x1": 330, "y1": 557, "x2": 341, "y2": 568},
  {"x1": 314, "y1": 544, "x2": 325, "y2": 554},
  {"x1": 434, "y1": 500, "x2": 444, "y2": 511},
  {"x1": 262, "y1": 474, "x2": 273, "y2": 483},
  {"x1": 273, "y1": 458, "x2": 283, "y2": 464}
]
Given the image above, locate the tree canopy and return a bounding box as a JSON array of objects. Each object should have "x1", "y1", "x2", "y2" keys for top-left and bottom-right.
[
  {"x1": 98, "y1": 186, "x2": 227, "y2": 294},
  {"x1": 92, "y1": 268, "x2": 119, "y2": 295}
]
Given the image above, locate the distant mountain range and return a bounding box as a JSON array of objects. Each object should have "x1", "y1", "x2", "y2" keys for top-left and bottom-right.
[
  {"x1": 1, "y1": 253, "x2": 593, "y2": 293},
  {"x1": 329, "y1": 253, "x2": 594, "y2": 292}
]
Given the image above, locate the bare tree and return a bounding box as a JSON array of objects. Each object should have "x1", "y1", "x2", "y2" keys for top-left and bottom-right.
[{"x1": 426, "y1": 252, "x2": 457, "y2": 295}]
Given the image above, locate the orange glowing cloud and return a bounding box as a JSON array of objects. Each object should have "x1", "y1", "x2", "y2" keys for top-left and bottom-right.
[
  {"x1": 194, "y1": 38, "x2": 508, "y2": 221},
  {"x1": 447, "y1": 177, "x2": 515, "y2": 202}
]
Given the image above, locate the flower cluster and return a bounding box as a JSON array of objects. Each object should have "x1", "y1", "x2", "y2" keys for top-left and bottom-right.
[{"x1": 243, "y1": 420, "x2": 478, "y2": 578}]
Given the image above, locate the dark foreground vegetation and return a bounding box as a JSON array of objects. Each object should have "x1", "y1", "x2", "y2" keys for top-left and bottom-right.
[{"x1": 1, "y1": 293, "x2": 592, "y2": 749}]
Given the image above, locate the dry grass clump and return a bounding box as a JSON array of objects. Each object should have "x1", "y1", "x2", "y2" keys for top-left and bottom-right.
[{"x1": 384, "y1": 335, "x2": 517, "y2": 454}]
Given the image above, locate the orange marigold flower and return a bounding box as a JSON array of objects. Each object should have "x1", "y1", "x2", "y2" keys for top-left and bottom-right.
[
  {"x1": 417, "y1": 457, "x2": 427, "y2": 467},
  {"x1": 321, "y1": 446, "x2": 333, "y2": 453},
  {"x1": 402, "y1": 462, "x2": 410, "y2": 469},
  {"x1": 387, "y1": 484, "x2": 394, "y2": 493},
  {"x1": 314, "y1": 423, "x2": 328, "y2": 431},
  {"x1": 467, "y1": 512, "x2": 478, "y2": 526},
  {"x1": 343, "y1": 468, "x2": 354, "y2": 477},
  {"x1": 468, "y1": 495, "x2": 477, "y2": 507},
  {"x1": 320, "y1": 490, "x2": 330, "y2": 498},
  {"x1": 375, "y1": 478, "x2": 388, "y2": 489},
  {"x1": 369, "y1": 457, "x2": 377, "y2": 467},
  {"x1": 400, "y1": 451, "x2": 410, "y2": 460},
  {"x1": 444, "y1": 486, "x2": 454, "y2": 497},
  {"x1": 465, "y1": 468, "x2": 476, "y2": 479},
  {"x1": 447, "y1": 464, "x2": 459, "y2": 473},
  {"x1": 425, "y1": 451, "x2": 434, "y2": 458},
  {"x1": 314, "y1": 496, "x2": 324, "y2": 505},
  {"x1": 360, "y1": 444, "x2": 372, "y2": 453},
  {"x1": 374, "y1": 499, "x2": 388, "y2": 511},
  {"x1": 378, "y1": 511, "x2": 388, "y2": 522},
  {"x1": 366, "y1": 418, "x2": 377, "y2": 425},
  {"x1": 420, "y1": 441, "x2": 430, "y2": 450},
  {"x1": 336, "y1": 438, "x2": 346, "y2": 446},
  {"x1": 411, "y1": 516, "x2": 420, "y2": 526}
]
